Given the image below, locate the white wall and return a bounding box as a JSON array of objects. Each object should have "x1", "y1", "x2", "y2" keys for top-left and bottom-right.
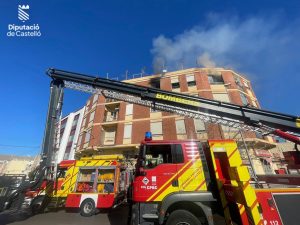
[{"x1": 55, "y1": 106, "x2": 85, "y2": 164}]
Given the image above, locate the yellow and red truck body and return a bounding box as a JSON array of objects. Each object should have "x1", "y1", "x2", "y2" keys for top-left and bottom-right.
[
  {"x1": 54, "y1": 155, "x2": 128, "y2": 209},
  {"x1": 132, "y1": 138, "x2": 281, "y2": 225}
]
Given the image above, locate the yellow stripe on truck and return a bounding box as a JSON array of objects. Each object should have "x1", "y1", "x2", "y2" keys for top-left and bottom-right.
[
  {"x1": 146, "y1": 159, "x2": 193, "y2": 202},
  {"x1": 155, "y1": 93, "x2": 200, "y2": 107},
  {"x1": 296, "y1": 118, "x2": 300, "y2": 128}
]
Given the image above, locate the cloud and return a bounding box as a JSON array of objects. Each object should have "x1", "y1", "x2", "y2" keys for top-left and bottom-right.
[{"x1": 151, "y1": 14, "x2": 300, "y2": 78}]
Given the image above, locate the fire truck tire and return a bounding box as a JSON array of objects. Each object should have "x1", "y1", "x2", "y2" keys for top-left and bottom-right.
[
  {"x1": 80, "y1": 199, "x2": 96, "y2": 217},
  {"x1": 166, "y1": 210, "x2": 202, "y2": 225},
  {"x1": 31, "y1": 196, "x2": 45, "y2": 215}
]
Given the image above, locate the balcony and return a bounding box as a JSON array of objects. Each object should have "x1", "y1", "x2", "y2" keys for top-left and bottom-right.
[
  {"x1": 104, "y1": 104, "x2": 119, "y2": 123},
  {"x1": 105, "y1": 114, "x2": 118, "y2": 122},
  {"x1": 101, "y1": 125, "x2": 117, "y2": 146}
]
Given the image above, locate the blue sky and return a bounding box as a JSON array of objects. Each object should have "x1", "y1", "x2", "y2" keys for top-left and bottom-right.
[{"x1": 0, "y1": 0, "x2": 299, "y2": 156}]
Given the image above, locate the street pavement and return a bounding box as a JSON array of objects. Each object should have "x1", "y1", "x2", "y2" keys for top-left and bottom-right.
[{"x1": 0, "y1": 205, "x2": 129, "y2": 225}]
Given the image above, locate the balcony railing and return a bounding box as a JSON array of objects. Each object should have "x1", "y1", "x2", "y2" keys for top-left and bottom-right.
[
  {"x1": 104, "y1": 115, "x2": 118, "y2": 122},
  {"x1": 103, "y1": 137, "x2": 115, "y2": 146}
]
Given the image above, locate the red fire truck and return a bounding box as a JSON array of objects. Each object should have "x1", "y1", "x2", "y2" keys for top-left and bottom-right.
[{"x1": 3, "y1": 69, "x2": 300, "y2": 225}]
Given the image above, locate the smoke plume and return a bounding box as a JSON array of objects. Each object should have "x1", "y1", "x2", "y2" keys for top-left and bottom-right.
[
  {"x1": 150, "y1": 14, "x2": 300, "y2": 114},
  {"x1": 151, "y1": 15, "x2": 300, "y2": 74}
]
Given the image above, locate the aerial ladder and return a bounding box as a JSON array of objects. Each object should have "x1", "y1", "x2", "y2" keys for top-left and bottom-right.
[{"x1": 3, "y1": 68, "x2": 300, "y2": 221}]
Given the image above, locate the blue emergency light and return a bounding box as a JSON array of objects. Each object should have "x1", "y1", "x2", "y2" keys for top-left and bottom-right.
[{"x1": 145, "y1": 131, "x2": 152, "y2": 141}]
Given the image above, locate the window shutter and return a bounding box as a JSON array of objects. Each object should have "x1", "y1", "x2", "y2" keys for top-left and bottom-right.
[
  {"x1": 151, "y1": 122, "x2": 162, "y2": 135},
  {"x1": 186, "y1": 74, "x2": 195, "y2": 82},
  {"x1": 124, "y1": 124, "x2": 132, "y2": 139},
  {"x1": 126, "y1": 104, "x2": 133, "y2": 115},
  {"x1": 213, "y1": 93, "x2": 230, "y2": 103},
  {"x1": 176, "y1": 120, "x2": 186, "y2": 134},
  {"x1": 194, "y1": 119, "x2": 205, "y2": 132}
]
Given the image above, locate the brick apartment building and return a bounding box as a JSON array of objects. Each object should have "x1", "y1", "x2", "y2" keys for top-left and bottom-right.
[{"x1": 74, "y1": 68, "x2": 280, "y2": 174}]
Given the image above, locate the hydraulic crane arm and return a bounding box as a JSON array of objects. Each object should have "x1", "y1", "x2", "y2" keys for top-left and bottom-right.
[
  {"x1": 47, "y1": 68, "x2": 300, "y2": 145},
  {"x1": 6, "y1": 67, "x2": 299, "y2": 210}
]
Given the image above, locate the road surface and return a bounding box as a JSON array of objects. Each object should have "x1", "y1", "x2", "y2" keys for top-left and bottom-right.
[{"x1": 0, "y1": 205, "x2": 129, "y2": 225}]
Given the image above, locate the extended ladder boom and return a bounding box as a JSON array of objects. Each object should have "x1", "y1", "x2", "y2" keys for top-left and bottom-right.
[{"x1": 47, "y1": 68, "x2": 300, "y2": 144}]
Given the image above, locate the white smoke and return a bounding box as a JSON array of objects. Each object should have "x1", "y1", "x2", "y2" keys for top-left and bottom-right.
[
  {"x1": 151, "y1": 14, "x2": 300, "y2": 114},
  {"x1": 151, "y1": 15, "x2": 300, "y2": 74},
  {"x1": 197, "y1": 53, "x2": 216, "y2": 68}
]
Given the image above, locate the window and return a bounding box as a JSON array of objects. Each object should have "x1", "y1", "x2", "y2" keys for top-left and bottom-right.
[
  {"x1": 176, "y1": 120, "x2": 186, "y2": 134},
  {"x1": 240, "y1": 93, "x2": 248, "y2": 105},
  {"x1": 82, "y1": 117, "x2": 87, "y2": 128},
  {"x1": 145, "y1": 145, "x2": 173, "y2": 169},
  {"x1": 84, "y1": 129, "x2": 91, "y2": 143},
  {"x1": 89, "y1": 111, "x2": 95, "y2": 123},
  {"x1": 150, "y1": 77, "x2": 160, "y2": 89},
  {"x1": 208, "y1": 75, "x2": 224, "y2": 84},
  {"x1": 235, "y1": 76, "x2": 244, "y2": 90},
  {"x1": 77, "y1": 135, "x2": 83, "y2": 146},
  {"x1": 186, "y1": 74, "x2": 196, "y2": 86},
  {"x1": 174, "y1": 144, "x2": 184, "y2": 163},
  {"x1": 151, "y1": 121, "x2": 162, "y2": 136},
  {"x1": 125, "y1": 104, "x2": 133, "y2": 115},
  {"x1": 213, "y1": 93, "x2": 230, "y2": 103},
  {"x1": 63, "y1": 152, "x2": 70, "y2": 160},
  {"x1": 105, "y1": 106, "x2": 119, "y2": 122},
  {"x1": 60, "y1": 119, "x2": 67, "y2": 129},
  {"x1": 68, "y1": 135, "x2": 74, "y2": 142},
  {"x1": 103, "y1": 129, "x2": 116, "y2": 145},
  {"x1": 171, "y1": 77, "x2": 180, "y2": 89},
  {"x1": 194, "y1": 119, "x2": 206, "y2": 133},
  {"x1": 124, "y1": 124, "x2": 132, "y2": 139},
  {"x1": 243, "y1": 80, "x2": 249, "y2": 88},
  {"x1": 111, "y1": 109, "x2": 118, "y2": 120},
  {"x1": 72, "y1": 119, "x2": 78, "y2": 127}
]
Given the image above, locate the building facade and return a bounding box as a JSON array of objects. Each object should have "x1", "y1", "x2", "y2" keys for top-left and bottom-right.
[
  {"x1": 0, "y1": 155, "x2": 35, "y2": 175},
  {"x1": 54, "y1": 106, "x2": 85, "y2": 164},
  {"x1": 75, "y1": 68, "x2": 278, "y2": 174}
]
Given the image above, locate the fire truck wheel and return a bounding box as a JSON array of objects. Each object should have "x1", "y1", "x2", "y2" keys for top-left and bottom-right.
[
  {"x1": 166, "y1": 210, "x2": 202, "y2": 225},
  {"x1": 80, "y1": 199, "x2": 96, "y2": 217},
  {"x1": 31, "y1": 196, "x2": 45, "y2": 215}
]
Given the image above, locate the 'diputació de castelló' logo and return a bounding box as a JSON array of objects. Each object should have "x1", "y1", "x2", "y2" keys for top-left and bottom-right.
[
  {"x1": 7, "y1": 4, "x2": 41, "y2": 37},
  {"x1": 18, "y1": 5, "x2": 30, "y2": 22}
]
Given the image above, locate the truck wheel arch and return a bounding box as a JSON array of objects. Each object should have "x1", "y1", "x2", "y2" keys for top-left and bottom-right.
[{"x1": 158, "y1": 192, "x2": 215, "y2": 225}]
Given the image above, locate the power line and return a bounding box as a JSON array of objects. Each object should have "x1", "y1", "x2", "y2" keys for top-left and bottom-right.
[{"x1": 0, "y1": 144, "x2": 40, "y2": 149}]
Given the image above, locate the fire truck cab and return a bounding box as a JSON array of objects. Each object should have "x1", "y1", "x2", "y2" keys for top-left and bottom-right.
[
  {"x1": 132, "y1": 132, "x2": 216, "y2": 225},
  {"x1": 131, "y1": 132, "x2": 261, "y2": 225}
]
